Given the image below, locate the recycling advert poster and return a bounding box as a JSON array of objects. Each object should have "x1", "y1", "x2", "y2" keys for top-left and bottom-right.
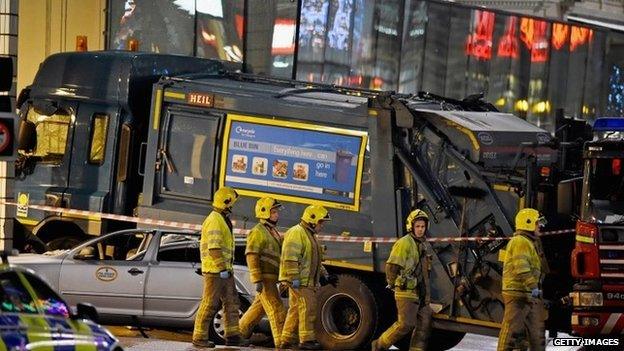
[{"x1": 220, "y1": 114, "x2": 367, "y2": 211}]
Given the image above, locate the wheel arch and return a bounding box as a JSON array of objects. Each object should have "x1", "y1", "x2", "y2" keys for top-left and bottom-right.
[{"x1": 33, "y1": 217, "x2": 89, "y2": 244}]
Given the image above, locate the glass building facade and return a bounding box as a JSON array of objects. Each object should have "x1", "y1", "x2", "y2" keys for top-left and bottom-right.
[{"x1": 108, "y1": 0, "x2": 624, "y2": 131}]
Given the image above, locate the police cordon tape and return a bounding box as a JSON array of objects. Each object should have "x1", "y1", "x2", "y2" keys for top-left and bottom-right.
[{"x1": 1, "y1": 201, "x2": 575, "y2": 244}]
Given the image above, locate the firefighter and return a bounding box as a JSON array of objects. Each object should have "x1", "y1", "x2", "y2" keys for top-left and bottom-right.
[
  {"x1": 192, "y1": 186, "x2": 249, "y2": 348},
  {"x1": 238, "y1": 197, "x2": 287, "y2": 346},
  {"x1": 279, "y1": 204, "x2": 338, "y2": 350},
  {"x1": 372, "y1": 209, "x2": 432, "y2": 351},
  {"x1": 497, "y1": 208, "x2": 549, "y2": 351}
]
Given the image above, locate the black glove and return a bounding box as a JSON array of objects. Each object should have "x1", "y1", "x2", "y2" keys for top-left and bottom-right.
[
  {"x1": 219, "y1": 270, "x2": 231, "y2": 279},
  {"x1": 278, "y1": 282, "x2": 289, "y2": 298}
]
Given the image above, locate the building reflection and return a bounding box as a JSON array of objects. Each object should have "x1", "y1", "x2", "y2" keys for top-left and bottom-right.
[{"x1": 108, "y1": 0, "x2": 624, "y2": 130}]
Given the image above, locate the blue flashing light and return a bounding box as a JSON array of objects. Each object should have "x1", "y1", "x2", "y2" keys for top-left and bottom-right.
[{"x1": 593, "y1": 117, "x2": 624, "y2": 132}]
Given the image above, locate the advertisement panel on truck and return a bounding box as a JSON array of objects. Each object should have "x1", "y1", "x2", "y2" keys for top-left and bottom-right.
[{"x1": 219, "y1": 114, "x2": 367, "y2": 211}]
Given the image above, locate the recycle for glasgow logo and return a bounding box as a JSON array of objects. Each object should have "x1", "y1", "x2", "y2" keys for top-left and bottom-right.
[{"x1": 95, "y1": 267, "x2": 118, "y2": 282}]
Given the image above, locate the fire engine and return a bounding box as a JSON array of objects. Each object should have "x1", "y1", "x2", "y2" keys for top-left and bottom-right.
[{"x1": 571, "y1": 117, "x2": 624, "y2": 335}]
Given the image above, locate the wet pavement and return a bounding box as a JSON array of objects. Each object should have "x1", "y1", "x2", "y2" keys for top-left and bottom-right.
[{"x1": 109, "y1": 326, "x2": 582, "y2": 351}]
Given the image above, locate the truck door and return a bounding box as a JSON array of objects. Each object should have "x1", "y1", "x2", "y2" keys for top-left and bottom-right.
[
  {"x1": 16, "y1": 102, "x2": 76, "y2": 223},
  {"x1": 63, "y1": 103, "x2": 118, "y2": 230},
  {"x1": 157, "y1": 109, "x2": 221, "y2": 201}
]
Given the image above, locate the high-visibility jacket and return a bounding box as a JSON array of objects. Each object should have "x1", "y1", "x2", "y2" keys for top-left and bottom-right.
[
  {"x1": 387, "y1": 234, "x2": 423, "y2": 300},
  {"x1": 246, "y1": 220, "x2": 282, "y2": 282},
  {"x1": 502, "y1": 231, "x2": 544, "y2": 297},
  {"x1": 200, "y1": 210, "x2": 234, "y2": 273},
  {"x1": 279, "y1": 223, "x2": 323, "y2": 287}
]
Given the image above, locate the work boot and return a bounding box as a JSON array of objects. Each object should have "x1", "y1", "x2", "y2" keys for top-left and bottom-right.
[
  {"x1": 299, "y1": 340, "x2": 323, "y2": 350},
  {"x1": 191, "y1": 339, "x2": 215, "y2": 348},
  {"x1": 225, "y1": 335, "x2": 250, "y2": 346},
  {"x1": 279, "y1": 340, "x2": 297, "y2": 349},
  {"x1": 248, "y1": 332, "x2": 270, "y2": 346}
]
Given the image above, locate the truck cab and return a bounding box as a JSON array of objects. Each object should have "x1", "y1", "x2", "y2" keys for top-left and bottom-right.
[
  {"x1": 571, "y1": 117, "x2": 624, "y2": 335},
  {"x1": 14, "y1": 51, "x2": 224, "y2": 250}
]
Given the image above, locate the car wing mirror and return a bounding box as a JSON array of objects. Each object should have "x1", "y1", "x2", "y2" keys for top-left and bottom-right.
[{"x1": 74, "y1": 302, "x2": 99, "y2": 322}]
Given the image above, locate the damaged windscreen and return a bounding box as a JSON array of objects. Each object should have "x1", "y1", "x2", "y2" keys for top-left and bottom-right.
[
  {"x1": 583, "y1": 158, "x2": 624, "y2": 224},
  {"x1": 20, "y1": 106, "x2": 72, "y2": 164}
]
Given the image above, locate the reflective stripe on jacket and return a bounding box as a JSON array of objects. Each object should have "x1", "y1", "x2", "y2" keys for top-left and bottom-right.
[
  {"x1": 246, "y1": 221, "x2": 282, "y2": 282},
  {"x1": 502, "y1": 231, "x2": 543, "y2": 297},
  {"x1": 387, "y1": 234, "x2": 421, "y2": 299},
  {"x1": 279, "y1": 223, "x2": 322, "y2": 287},
  {"x1": 200, "y1": 210, "x2": 234, "y2": 273}
]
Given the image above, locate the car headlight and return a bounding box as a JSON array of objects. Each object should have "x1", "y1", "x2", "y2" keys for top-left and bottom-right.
[{"x1": 570, "y1": 292, "x2": 603, "y2": 306}]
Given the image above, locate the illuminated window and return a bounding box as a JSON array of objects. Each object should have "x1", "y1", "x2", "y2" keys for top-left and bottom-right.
[
  {"x1": 89, "y1": 114, "x2": 109, "y2": 165},
  {"x1": 26, "y1": 106, "x2": 72, "y2": 164},
  {"x1": 551, "y1": 23, "x2": 569, "y2": 51},
  {"x1": 519, "y1": 17, "x2": 549, "y2": 63},
  {"x1": 465, "y1": 10, "x2": 495, "y2": 60}
]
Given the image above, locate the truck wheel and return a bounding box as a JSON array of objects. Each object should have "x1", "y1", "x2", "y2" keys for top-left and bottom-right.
[
  {"x1": 429, "y1": 329, "x2": 465, "y2": 351},
  {"x1": 316, "y1": 274, "x2": 378, "y2": 350},
  {"x1": 397, "y1": 329, "x2": 466, "y2": 351},
  {"x1": 209, "y1": 294, "x2": 250, "y2": 345}
]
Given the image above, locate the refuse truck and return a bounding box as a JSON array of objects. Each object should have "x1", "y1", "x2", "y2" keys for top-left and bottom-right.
[
  {"x1": 136, "y1": 72, "x2": 584, "y2": 349},
  {"x1": 14, "y1": 51, "x2": 589, "y2": 349}
]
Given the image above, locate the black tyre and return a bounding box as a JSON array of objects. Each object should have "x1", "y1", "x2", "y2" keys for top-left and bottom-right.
[
  {"x1": 209, "y1": 294, "x2": 250, "y2": 345},
  {"x1": 46, "y1": 236, "x2": 85, "y2": 250},
  {"x1": 428, "y1": 329, "x2": 466, "y2": 351},
  {"x1": 316, "y1": 274, "x2": 378, "y2": 350},
  {"x1": 397, "y1": 328, "x2": 465, "y2": 351}
]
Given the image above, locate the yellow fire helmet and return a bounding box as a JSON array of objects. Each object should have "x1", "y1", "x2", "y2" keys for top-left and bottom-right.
[
  {"x1": 213, "y1": 186, "x2": 239, "y2": 210},
  {"x1": 406, "y1": 209, "x2": 429, "y2": 232},
  {"x1": 515, "y1": 208, "x2": 546, "y2": 232},
  {"x1": 255, "y1": 197, "x2": 283, "y2": 219},
  {"x1": 301, "y1": 205, "x2": 331, "y2": 226}
]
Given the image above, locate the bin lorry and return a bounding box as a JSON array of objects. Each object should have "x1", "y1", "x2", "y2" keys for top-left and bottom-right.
[{"x1": 14, "y1": 51, "x2": 592, "y2": 349}]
